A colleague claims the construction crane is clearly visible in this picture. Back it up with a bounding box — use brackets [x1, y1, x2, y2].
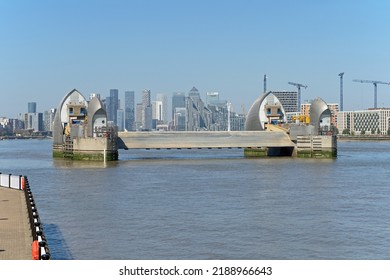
[352, 79, 390, 108]
[339, 72, 344, 111]
[288, 81, 307, 112]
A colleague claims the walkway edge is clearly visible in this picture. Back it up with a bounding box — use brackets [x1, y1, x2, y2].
[22, 176, 51, 260]
[0, 173, 50, 260]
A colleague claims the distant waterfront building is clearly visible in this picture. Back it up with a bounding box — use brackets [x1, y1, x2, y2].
[338, 108, 390, 135]
[43, 108, 56, 132]
[124, 91, 135, 131]
[206, 91, 240, 131]
[186, 87, 211, 131]
[142, 89, 152, 130]
[156, 93, 168, 123]
[0, 117, 11, 134]
[208, 104, 227, 131]
[230, 113, 246, 131]
[89, 93, 101, 101]
[327, 103, 339, 128]
[25, 112, 43, 132]
[104, 97, 110, 121]
[188, 86, 201, 101]
[28, 102, 37, 114]
[206, 92, 219, 106]
[152, 100, 163, 121]
[142, 89, 151, 107]
[117, 109, 124, 131]
[172, 92, 186, 121]
[301, 102, 311, 117]
[144, 106, 152, 131]
[271, 91, 298, 113]
[0, 117, 25, 134]
[135, 103, 143, 130]
[17, 113, 25, 124]
[107, 89, 119, 124]
[174, 107, 187, 131]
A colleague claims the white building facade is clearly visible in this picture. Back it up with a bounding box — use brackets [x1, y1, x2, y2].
[338, 109, 390, 135]
[156, 93, 168, 123]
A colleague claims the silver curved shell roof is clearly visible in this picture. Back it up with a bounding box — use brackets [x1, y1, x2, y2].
[244, 92, 286, 131]
[87, 96, 106, 137]
[53, 89, 87, 145]
[309, 97, 331, 132]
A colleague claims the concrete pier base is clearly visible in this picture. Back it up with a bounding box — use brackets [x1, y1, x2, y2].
[296, 135, 337, 158]
[52, 137, 118, 161]
[244, 147, 268, 157]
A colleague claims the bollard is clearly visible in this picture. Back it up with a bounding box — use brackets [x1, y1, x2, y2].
[21, 176, 25, 190]
[32, 240, 40, 260]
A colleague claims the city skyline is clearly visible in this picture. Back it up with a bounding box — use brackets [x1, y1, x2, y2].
[1, 1, 390, 117]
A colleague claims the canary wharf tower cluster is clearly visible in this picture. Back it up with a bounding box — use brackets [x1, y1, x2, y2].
[103, 86, 246, 132]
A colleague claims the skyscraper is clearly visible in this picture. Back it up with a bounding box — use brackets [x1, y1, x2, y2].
[124, 91, 135, 131]
[107, 89, 119, 124]
[152, 101, 163, 121]
[156, 93, 168, 123]
[188, 86, 200, 101]
[43, 108, 56, 132]
[206, 92, 219, 106]
[172, 92, 186, 120]
[28, 102, 37, 113]
[26, 112, 43, 131]
[117, 109, 124, 131]
[142, 89, 152, 130]
[144, 106, 152, 131]
[186, 87, 211, 131]
[135, 103, 143, 130]
[174, 107, 187, 131]
[142, 89, 151, 108]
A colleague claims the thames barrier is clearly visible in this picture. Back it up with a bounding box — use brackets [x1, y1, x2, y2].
[52, 89, 337, 160]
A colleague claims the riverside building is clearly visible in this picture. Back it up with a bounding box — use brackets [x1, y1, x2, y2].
[172, 92, 186, 121]
[338, 108, 390, 135]
[272, 91, 298, 113]
[124, 91, 135, 131]
[107, 89, 119, 124]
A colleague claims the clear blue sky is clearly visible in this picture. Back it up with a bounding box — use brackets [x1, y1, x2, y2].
[1, 0, 389, 117]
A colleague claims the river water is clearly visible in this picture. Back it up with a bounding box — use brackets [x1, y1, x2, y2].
[0, 139, 390, 260]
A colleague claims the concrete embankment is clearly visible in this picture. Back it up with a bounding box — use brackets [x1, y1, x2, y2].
[338, 135, 390, 141]
[0, 173, 50, 260]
